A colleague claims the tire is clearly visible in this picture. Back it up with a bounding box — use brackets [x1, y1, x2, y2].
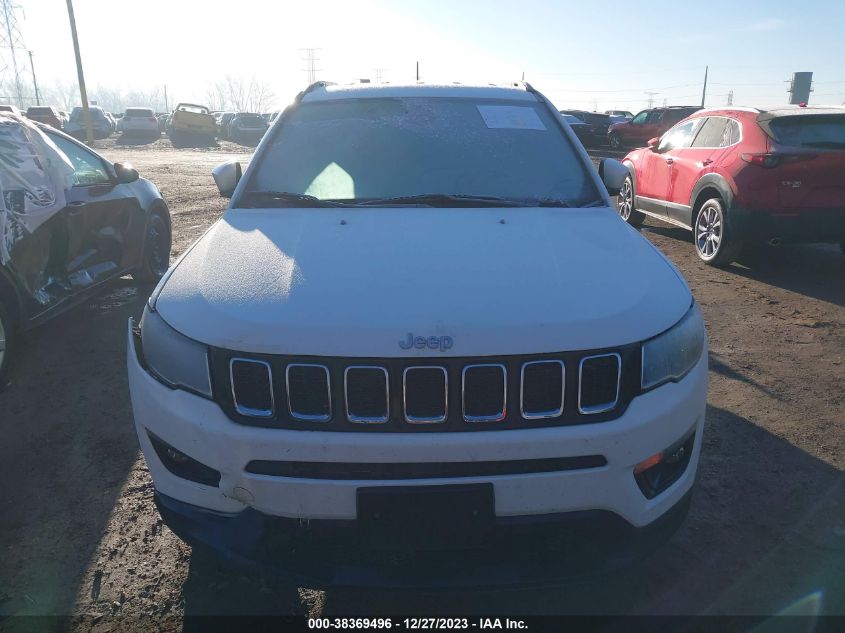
[609, 132, 622, 151]
[133, 208, 172, 283]
[693, 197, 742, 266]
[616, 175, 646, 227]
[0, 300, 14, 390]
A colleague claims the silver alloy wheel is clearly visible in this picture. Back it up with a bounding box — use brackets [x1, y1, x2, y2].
[696, 204, 722, 260]
[609, 134, 620, 150]
[618, 178, 633, 220]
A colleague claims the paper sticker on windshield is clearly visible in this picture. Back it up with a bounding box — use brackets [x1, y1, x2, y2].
[477, 105, 546, 131]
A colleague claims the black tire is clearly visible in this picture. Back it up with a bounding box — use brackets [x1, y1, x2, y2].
[609, 132, 622, 151]
[133, 208, 172, 283]
[0, 300, 15, 390]
[616, 175, 646, 227]
[693, 197, 742, 266]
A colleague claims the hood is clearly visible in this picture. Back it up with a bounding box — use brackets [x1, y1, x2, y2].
[156, 206, 691, 357]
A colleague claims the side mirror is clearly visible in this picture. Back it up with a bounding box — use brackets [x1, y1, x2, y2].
[212, 160, 242, 198]
[114, 162, 139, 184]
[598, 158, 627, 196]
[647, 137, 660, 151]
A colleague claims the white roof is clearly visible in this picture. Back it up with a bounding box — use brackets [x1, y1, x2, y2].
[301, 82, 536, 103]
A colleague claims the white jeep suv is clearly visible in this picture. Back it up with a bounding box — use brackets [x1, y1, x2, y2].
[128, 82, 707, 587]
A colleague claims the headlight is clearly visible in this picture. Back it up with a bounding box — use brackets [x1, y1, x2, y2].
[140, 307, 212, 398]
[641, 303, 706, 391]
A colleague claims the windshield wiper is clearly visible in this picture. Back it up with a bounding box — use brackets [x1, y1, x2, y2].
[535, 198, 605, 208]
[352, 194, 524, 207]
[239, 191, 349, 207]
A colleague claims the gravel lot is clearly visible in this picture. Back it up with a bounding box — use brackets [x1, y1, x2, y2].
[0, 136, 843, 631]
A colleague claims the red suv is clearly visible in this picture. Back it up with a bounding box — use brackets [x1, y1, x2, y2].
[616, 106, 845, 265]
[608, 106, 701, 151]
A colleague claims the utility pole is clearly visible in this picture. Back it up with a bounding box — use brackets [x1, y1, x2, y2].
[300, 48, 321, 85]
[65, 0, 93, 145]
[416, 61, 419, 81]
[700, 65, 708, 107]
[644, 91, 658, 109]
[163, 84, 168, 112]
[27, 49, 38, 105]
[0, 0, 26, 108]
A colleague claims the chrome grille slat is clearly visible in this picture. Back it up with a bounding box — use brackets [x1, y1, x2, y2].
[229, 358, 274, 418]
[520, 360, 565, 419]
[462, 364, 507, 422]
[403, 366, 448, 424]
[344, 366, 389, 424]
[578, 353, 621, 415]
[286, 363, 332, 421]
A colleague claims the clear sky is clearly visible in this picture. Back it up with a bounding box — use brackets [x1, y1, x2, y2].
[15, 0, 845, 113]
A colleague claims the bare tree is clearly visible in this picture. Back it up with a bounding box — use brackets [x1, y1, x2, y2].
[206, 75, 275, 113]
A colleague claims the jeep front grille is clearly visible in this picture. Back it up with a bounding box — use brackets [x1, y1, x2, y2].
[211, 345, 639, 432]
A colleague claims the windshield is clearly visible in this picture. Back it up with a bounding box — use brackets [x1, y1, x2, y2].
[177, 104, 208, 114]
[69, 107, 106, 120]
[125, 108, 154, 117]
[245, 97, 599, 206]
[234, 114, 264, 127]
[769, 115, 845, 147]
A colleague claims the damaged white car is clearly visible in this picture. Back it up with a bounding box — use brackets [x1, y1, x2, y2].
[0, 114, 171, 385]
[128, 82, 707, 588]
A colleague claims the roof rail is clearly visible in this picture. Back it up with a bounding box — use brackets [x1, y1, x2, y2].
[295, 81, 336, 102]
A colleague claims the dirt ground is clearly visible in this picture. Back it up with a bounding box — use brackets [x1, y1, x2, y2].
[0, 136, 842, 632]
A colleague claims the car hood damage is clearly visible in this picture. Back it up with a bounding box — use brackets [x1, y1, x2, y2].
[155, 206, 692, 357]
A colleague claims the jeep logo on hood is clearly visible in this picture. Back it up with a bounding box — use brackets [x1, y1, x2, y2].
[399, 333, 454, 352]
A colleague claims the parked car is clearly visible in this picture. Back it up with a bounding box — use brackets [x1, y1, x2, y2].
[0, 104, 21, 115]
[559, 113, 592, 146]
[25, 106, 63, 129]
[120, 107, 160, 138]
[128, 82, 707, 587]
[560, 110, 613, 147]
[616, 105, 845, 265]
[216, 111, 235, 140]
[64, 106, 113, 140]
[227, 112, 267, 145]
[105, 112, 117, 135]
[608, 106, 701, 151]
[167, 103, 216, 145]
[605, 110, 633, 119]
[0, 120, 172, 385]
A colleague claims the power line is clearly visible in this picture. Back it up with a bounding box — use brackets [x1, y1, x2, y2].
[0, 0, 27, 108]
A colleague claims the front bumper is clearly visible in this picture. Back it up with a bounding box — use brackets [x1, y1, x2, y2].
[732, 206, 845, 243]
[156, 488, 692, 589]
[127, 322, 707, 586]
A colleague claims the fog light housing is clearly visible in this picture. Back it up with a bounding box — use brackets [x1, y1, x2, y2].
[634, 430, 695, 499]
[147, 431, 221, 487]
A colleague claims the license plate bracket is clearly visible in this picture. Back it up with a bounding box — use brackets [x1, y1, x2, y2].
[357, 483, 495, 549]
